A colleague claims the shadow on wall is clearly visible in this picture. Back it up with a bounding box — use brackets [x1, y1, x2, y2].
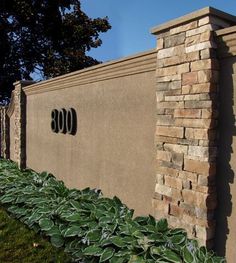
[214, 56, 236, 256]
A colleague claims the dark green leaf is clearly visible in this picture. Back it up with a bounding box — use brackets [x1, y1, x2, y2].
[83, 245, 103, 256]
[39, 218, 54, 231]
[99, 248, 115, 262]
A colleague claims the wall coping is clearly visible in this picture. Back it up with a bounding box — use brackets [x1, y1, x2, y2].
[151, 6, 236, 35]
[23, 49, 157, 95]
[215, 25, 236, 36]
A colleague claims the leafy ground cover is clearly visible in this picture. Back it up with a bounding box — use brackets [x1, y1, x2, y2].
[0, 159, 226, 262]
[0, 206, 72, 263]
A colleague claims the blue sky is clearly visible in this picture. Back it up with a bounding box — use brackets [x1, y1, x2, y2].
[80, 0, 236, 62]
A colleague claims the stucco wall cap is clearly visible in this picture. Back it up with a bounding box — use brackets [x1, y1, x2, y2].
[151, 6, 236, 35]
[215, 25, 236, 36]
[13, 80, 36, 87]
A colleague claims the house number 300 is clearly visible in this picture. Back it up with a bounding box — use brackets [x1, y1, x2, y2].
[51, 108, 77, 135]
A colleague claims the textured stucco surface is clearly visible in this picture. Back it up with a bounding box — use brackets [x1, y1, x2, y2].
[26, 71, 156, 216]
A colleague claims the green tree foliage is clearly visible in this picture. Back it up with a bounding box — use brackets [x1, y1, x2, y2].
[0, 0, 111, 98]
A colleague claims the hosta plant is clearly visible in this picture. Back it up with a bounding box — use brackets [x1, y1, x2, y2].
[0, 159, 225, 263]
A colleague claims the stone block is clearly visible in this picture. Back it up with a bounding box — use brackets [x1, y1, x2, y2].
[200, 48, 217, 59]
[184, 158, 216, 176]
[198, 174, 215, 186]
[162, 51, 200, 66]
[152, 198, 169, 214]
[156, 126, 184, 138]
[157, 74, 181, 82]
[156, 115, 173, 126]
[157, 80, 181, 90]
[186, 24, 217, 37]
[209, 16, 231, 27]
[182, 189, 197, 205]
[172, 152, 184, 167]
[156, 150, 172, 162]
[198, 17, 210, 26]
[157, 37, 164, 50]
[191, 59, 218, 71]
[164, 143, 188, 154]
[188, 146, 217, 159]
[171, 188, 183, 201]
[180, 202, 196, 216]
[156, 63, 190, 77]
[175, 118, 214, 129]
[185, 34, 200, 47]
[184, 100, 213, 109]
[156, 173, 165, 184]
[164, 32, 186, 48]
[158, 101, 184, 109]
[169, 204, 184, 217]
[155, 183, 172, 197]
[156, 108, 165, 115]
[170, 21, 198, 35]
[156, 135, 178, 144]
[183, 180, 191, 189]
[178, 138, 199, 146]
[202, 109, 218, 119]
[198, 70, 219, 83]
[156, 164, 179, 177]
[174, 109, 201, 118]
[182, 72, 198, 85]
[179, 170, 198, 183]
[165, 95, 184, 101]
[158, 45, 185, 59]
[200, 31, 212, 42]
[190, 83, 217, 94]
[165, 175, 183, 190]
[156, 91, 165, 102]
[185, 128, 209, 140]
[185, 41, 216, 53]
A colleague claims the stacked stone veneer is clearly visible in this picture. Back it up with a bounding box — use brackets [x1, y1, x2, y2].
[152, 11, 235, 247]
[7, 81, 34, 168]
[0, 106, 9, 158]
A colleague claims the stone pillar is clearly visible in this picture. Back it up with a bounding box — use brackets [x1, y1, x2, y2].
[151, 7, 236, 247]
[0, 106, 9, 159]
[13, 81, 35, 169]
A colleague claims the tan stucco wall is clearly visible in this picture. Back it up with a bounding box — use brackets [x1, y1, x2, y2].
[25, 65, 156, 215]
[215, 56, 236, 263]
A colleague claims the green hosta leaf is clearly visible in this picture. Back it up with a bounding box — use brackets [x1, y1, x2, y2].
[50, 234, 64, 248]
[0, 195, 15, 203]
[150, 246, 162, 256]
[39, 218, 54, 231]
[162, 249, 182, 263]
[170, 234, 186, 245]
[28, 211, 43, 223]
[86, 229, 102, 242]
[65, 213, 80, 222]
[99, 215, 114, 224]
[183, 247, 194, 263]
[156, 219, 168, 232]
[83, 245, 103, 256]
[64, 225, 82, 237]
[46, 225, 61, 236]
[110, 256, 126, 263]
[110, 236, 125, 247]
[128, 255, 146, 263]
[148, 215, 156, 226]
[168, 228, 186, 236]
[99, 248, 115, 262]
[134, 216, 149, 225]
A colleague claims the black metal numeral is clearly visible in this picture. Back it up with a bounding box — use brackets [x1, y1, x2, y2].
[51, 108, 77, 135]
